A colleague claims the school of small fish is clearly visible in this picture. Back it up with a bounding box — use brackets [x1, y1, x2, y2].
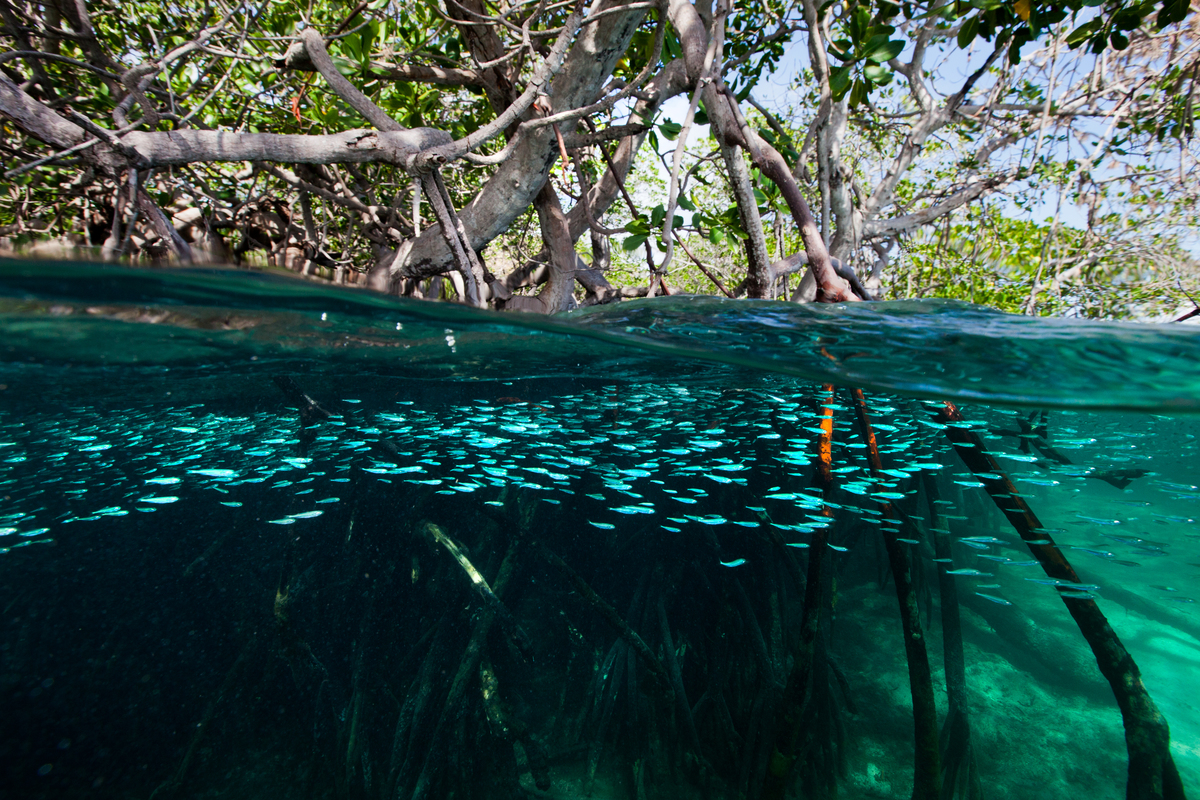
[1, 386, 1197, 607]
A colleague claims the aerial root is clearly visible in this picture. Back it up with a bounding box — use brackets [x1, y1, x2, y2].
[937, 401, 1185, 800]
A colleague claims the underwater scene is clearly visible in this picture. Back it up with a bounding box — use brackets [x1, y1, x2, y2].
[0, 259, 1198, 800]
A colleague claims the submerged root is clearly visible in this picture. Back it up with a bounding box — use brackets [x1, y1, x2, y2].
[132, 379, 1185, 800]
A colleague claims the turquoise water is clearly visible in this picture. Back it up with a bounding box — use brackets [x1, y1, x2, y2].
[0, 259, 1197, 800]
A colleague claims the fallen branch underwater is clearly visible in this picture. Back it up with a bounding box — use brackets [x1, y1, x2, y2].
[420, 520, 535, 660]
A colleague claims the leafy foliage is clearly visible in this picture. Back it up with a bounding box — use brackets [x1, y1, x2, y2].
[889, 205, 1195, 319]
[0, 0, 1197, 318]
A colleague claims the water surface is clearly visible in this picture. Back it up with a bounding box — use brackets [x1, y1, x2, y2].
[0, 260, 1197, 800]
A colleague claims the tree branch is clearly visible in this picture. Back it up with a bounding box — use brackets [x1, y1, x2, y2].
[299, 28, 405, 132]
[276, 48, 487, 88]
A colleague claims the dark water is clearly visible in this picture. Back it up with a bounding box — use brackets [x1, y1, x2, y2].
[0, 259, 1197, 800]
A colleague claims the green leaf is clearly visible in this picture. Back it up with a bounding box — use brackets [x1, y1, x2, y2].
[866, 38, 904, 63]
[850, 6, 871, 41]
[622, 234, 648, 251]
[625, 218, 650, 235]
[693, 105, 709, 126]
[718, 207, 748, 239]
[1159, 0, 1190, 28]
[829, 64, 852, 100]
[678, 194, 696, 212]
[368, 0, 388, 9]
[863, 34, 904, 63]
[1109, 31, 1130, 50]
[864, 62, 891, 84]
[362, 21, 378, 60]
[331, 55, 356, 77]
[1112, 7, 1143, 31]
[957, 16, 979, 49]
[708, 228, 725, 245]
[658, 121, 683, 141]
[1013, 35, 1029, 62]
[1065, 18, 1101, 48]
[876, 1, 900, 21]
[828, 38, 853, 61]
[651, 204, 666, 227]
[664, 27, 682, 59]
[849, 78, 869, 108]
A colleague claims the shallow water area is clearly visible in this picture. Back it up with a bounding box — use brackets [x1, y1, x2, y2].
[1, 260, 1198, 800]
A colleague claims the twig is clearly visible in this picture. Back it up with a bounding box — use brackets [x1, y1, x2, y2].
[673, 232, 733, 297]
[660, 9, 721, 277]
[1173, 278, 1200, 322]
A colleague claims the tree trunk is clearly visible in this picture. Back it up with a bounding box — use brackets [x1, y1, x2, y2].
[503, 184, 577, 313]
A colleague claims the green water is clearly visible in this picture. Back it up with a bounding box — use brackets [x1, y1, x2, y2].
[0, 259, 1197, 800]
